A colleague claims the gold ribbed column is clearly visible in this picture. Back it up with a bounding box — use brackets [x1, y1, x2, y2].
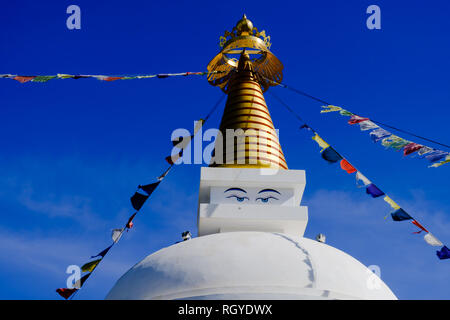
[210, 52, 288, 170]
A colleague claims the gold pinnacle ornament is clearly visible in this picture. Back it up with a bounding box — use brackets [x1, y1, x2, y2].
[208, 15, 287, 170]
[207, 14, 283, 93]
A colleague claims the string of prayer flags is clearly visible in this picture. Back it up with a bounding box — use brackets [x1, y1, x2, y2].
[319, 105, 450, 167]
[305, 122, 448, 259]
[1, 71, 223, 84]
[436, 246, 450, 260]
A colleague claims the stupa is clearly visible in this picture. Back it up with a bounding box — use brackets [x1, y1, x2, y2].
[106, 15, 397, 300]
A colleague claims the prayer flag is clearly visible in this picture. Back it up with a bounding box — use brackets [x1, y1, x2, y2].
[139, 181, 160, 196]
[430, 155, 450, 168]
[321, 146, 343, 163]
[366, 184, 385, 198]
[56, 288, 78, 300]
[369, 128, 391, 143]
[418, 146, 433, 156]
[411, 220, 428, 234]
[14, 76, 36, 83]
[358, 120, 378, 131]
[436, 246, 450, 260]
[101, 76, 123, 81]
[157, 74, 169, 78]
[300, 124, 312, 131]
[381, 135, 410, 150]
[91, 245, 113, 259]
[158, 166, 172, 180]
[424, 233, 443, 247]
[126, 212, 137, 229]
[81, 259, 101, 273]
[403, 142, 423, 156]
[425, 150, 448, 163]
[112, 228, 124, 243]
[356, 171, 371, 187]
[348, 115, 369, 125]
[339, 110, 353, 116]
[391, 208, 413, 221]
[57, 74, 74, 79]
[32, 76, 56, 82]
[340, 159, 357, 174]
[383, 196, 401, 210]
[130, 192, 149, 211]
[320, 105, 342, 113]
[312, 134, 330, 152]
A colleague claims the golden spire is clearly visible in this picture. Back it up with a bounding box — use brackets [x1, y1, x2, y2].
[207, 16, 287, 170]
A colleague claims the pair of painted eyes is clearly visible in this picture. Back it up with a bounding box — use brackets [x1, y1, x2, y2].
[226, 195, 278, 203]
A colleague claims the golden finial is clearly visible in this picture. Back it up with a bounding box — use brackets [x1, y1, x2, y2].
[207, 15, 283, 93]
[208, 29, 288, 170]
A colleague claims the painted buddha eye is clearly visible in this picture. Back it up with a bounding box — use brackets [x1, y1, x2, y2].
[256, 196, 278, 203]
[226, 195, 249, 202]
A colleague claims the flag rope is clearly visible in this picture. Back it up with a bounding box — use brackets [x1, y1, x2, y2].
[269, 90, 448, 260]
[56, 94, 226, 299]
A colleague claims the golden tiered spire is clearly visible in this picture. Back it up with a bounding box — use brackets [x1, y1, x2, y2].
[207, 15, 287, 170]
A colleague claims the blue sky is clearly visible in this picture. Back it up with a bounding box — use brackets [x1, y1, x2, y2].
[0, 0, 449, 299]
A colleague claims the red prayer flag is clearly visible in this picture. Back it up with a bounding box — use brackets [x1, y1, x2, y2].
[102, 76, 122, 81]
[14, 76, 36, 83]
[126, 212, 137, 229]
[403, 142, 423, 156]
[340, 159, 357, 174]
[412, 220, 429, 234]
[348, 115, 369, 125]
[56, 288, 78, 299]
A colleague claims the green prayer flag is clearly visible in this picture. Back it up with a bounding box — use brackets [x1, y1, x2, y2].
[32, 76, 56, 82]
[81, 258, 101, 272]
[339, 110, 353, 116]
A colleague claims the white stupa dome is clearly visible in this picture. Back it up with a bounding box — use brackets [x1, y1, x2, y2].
[106, 232, 396, 300]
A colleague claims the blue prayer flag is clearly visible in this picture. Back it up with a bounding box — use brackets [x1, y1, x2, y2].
[391, 208, 413, 221]
[321, 147, 343, 163]
[436, 246, 450, 260]
[366, 184, 385, 198]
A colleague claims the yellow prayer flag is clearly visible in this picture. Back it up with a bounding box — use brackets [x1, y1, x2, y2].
[429, 155, 450, 168]
[312, 134, 330, 152]
[383, 196, 400, 210]
[81, 259, 101, 273]
[57, 74, 74, 79]
[320, 105, 343, 113]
